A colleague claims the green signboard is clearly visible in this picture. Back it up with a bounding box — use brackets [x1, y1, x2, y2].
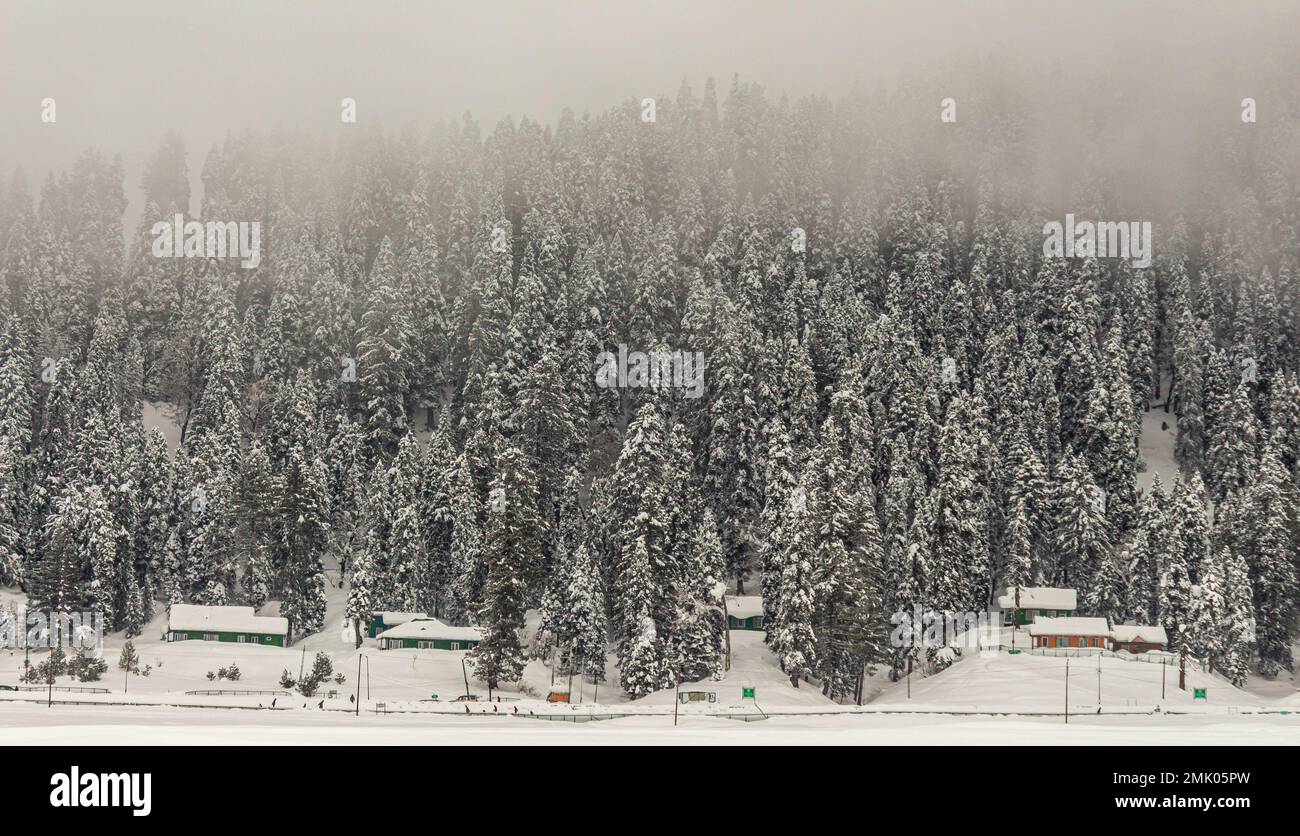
[742, 687, 755, 699]
[1193, 688, 1207, 700]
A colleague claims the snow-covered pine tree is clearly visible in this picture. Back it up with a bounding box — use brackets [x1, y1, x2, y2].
[807, 380, 887, 701]
[1246, 439, 1298, 677]
[1002, 494, 1034, 590]
[345, 535, 377, 648]
[704, 304, 763, 592]
[773, 473, 817, 688]
[1172, 308, 1209, 474]
[386, 434, 429, 611]
[1185, 546, 1228, 674]
[758, 414, 799, 638]
[356, 238, 415, 460]
[469, 446, 538, 692]
[932, 390, 990, 613]
[276, 437, 330, 642]
[1085, 546, 1128, 624]
[678, 506, 725, 682]
[446, 453, 484, 625]
[610, 399, 670, 696]
[1218, 543, 1256, 687]
[1158, 480, 1204, 654]
[32, 484, 121, 620]
[1050, 451, 1112, 594]
[1125, 475, 1168, 625]
[419, 408, 457, 616]
[1206, 381, 1261, 502]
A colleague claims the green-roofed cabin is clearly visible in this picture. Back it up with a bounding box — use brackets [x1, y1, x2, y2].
[367, 611, 429, 638]
[166, 604, 288, 647]
[994, 587, 1078, 626]
[376, 618, 482, 651]
[725, 596, 765, 631]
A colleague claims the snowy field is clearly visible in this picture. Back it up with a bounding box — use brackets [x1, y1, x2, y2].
[4, 621, 1296, 745]
[1, 702, 1297, 745]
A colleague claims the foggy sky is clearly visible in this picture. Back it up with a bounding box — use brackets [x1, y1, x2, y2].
[2, 0, 1297, 218]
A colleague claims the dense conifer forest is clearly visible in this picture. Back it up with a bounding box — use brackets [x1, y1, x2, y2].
[1, 67, 1297, 700]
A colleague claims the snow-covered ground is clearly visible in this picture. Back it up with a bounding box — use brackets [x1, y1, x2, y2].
[871, 627, 1293, 712]
[1, 702, 1297, 745]
[1137, 403, 1179, 495]
[5, 600, 1298, 743]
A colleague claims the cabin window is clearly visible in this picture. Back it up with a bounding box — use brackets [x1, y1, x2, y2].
[450, 642, 460, 650]
[205, 633, 219, 641]
[251, 636, 260, 644]
[418, 641, 433, 649]
[1055, 637, 1067, 648]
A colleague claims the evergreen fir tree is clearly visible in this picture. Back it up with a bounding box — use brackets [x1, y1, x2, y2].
[468, 446, 538, 692]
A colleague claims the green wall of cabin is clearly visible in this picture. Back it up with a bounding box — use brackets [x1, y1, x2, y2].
[168, 630, 285, 647]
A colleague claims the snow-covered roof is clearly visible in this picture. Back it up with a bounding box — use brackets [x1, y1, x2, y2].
[1028, 617, 1110, 637]
[377, 618, 482, 642]
[373, 611, 428, 625]
[726, 596, 763, 619]
[995, 587, 1077, 611]
[1111, 624, 1168, 645]
[168, 604, 288, 636]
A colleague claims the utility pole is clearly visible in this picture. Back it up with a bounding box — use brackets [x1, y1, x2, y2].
[1064, 658, 1069, 724]
[365, 655, 371, 700]
[1013, 584, 1022, 650]
[566, 643, 575, 705]
[1097, 652, 1102, 707]
[298, 645, 307, 681]
[460, 657, 471, 699]
[722, 597, 732, 672]
[1162, 658, 1166, 700]
[1179, 646, 1187, 691]
[906, 657, 912, 700]
[355, 654, 362, 716]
